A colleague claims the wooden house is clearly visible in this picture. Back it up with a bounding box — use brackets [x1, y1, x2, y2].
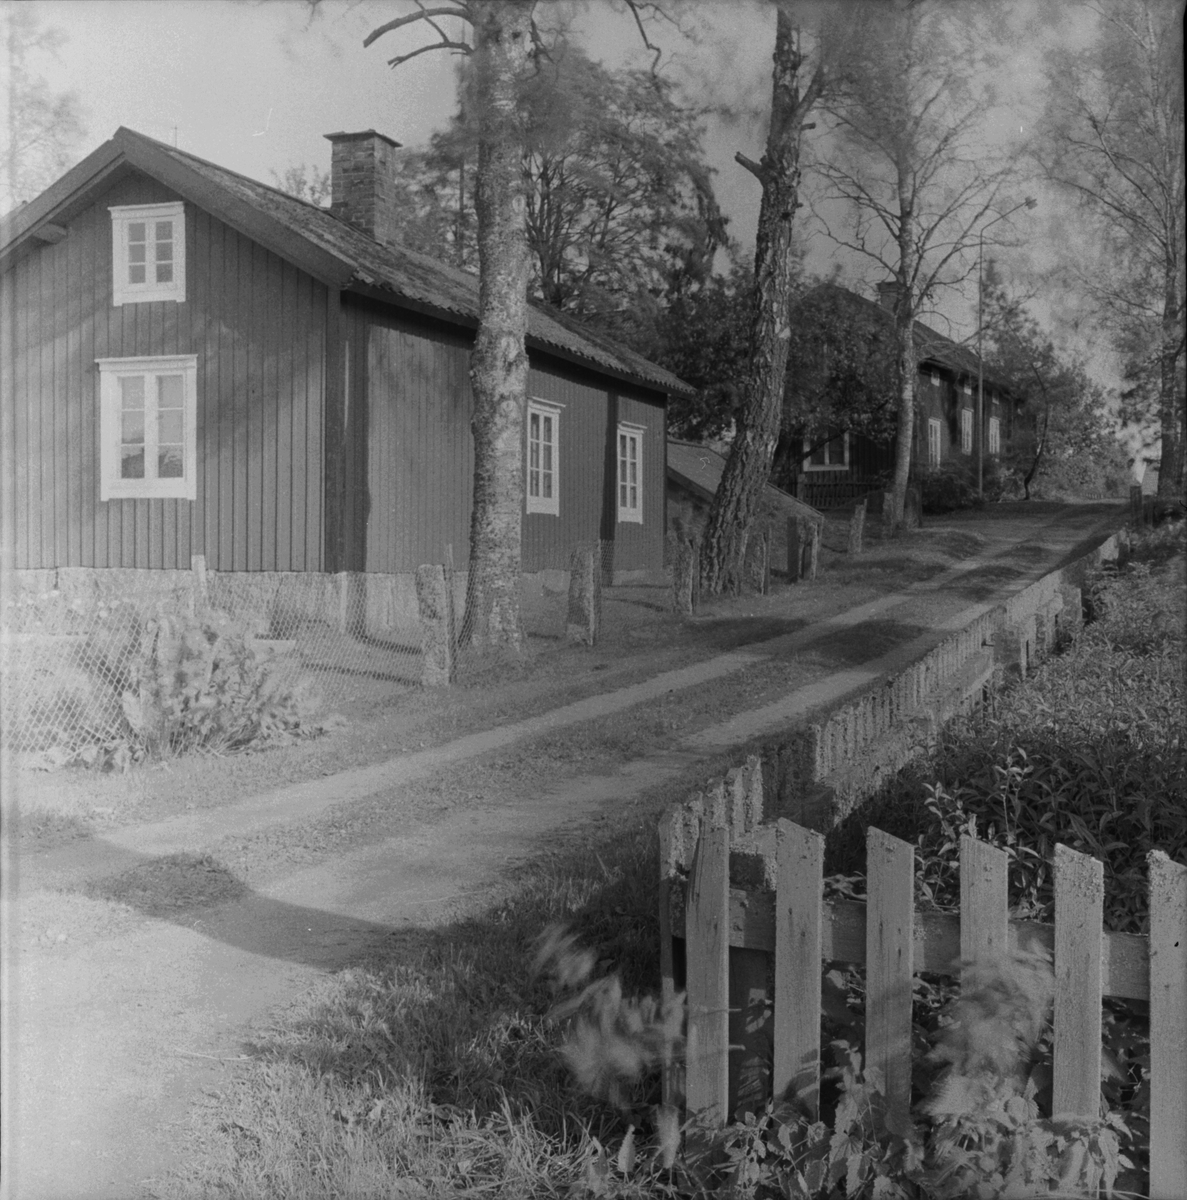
[790, 283, 1018, 511]
[0, 127, 689, 630]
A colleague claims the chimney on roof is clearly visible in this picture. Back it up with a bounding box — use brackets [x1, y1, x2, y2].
[876, 280, 899, 312]
[324, 130, 403, 247]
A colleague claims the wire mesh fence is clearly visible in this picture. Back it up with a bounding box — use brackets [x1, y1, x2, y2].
[0, 542, 680, 763]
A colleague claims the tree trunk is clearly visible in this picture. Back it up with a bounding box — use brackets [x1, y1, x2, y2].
[886, 199, 918, 529]
[699, 11, 819, 595]
[1156, 267, 1185, 503]
[462, 0, 535, 649]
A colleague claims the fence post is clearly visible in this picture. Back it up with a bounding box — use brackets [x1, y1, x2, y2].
[806, 520, 820, 581]
[959, 836, 1009, 969]
[865, 828, 915, 1129]
[1129, 483, 1143, 527]
[788, 518, 803, 582]
[1148, 850, 1187, 1199]
[565, 545, 601, 645]
[190, 554, 208, 616]
[657, 808, 681, 1110]
[415, 564, 454, 686]
[685, 821, 730, 1130]
[673, 535, 700, 615]
[773, 819, 824, 1117]
[847, 500, 867, 555]
[1053, 844, 1104, 1118]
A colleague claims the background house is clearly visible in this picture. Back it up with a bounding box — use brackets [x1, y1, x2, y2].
[786, 282, 1017, 511]
[0, 127, 690, 636]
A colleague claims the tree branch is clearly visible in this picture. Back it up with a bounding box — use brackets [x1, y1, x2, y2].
[385, 37, 472, 68]
[363, 4, 471, 49]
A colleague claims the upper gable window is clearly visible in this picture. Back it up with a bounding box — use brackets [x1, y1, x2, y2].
[109, 203, 186, 304]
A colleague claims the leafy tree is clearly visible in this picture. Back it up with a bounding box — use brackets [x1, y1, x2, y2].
[981, 275, 1130, 500]
[1, 5, 86, 212]
[809, 0, 1029, 529]
[378, 45, 726, 335]
[1038, 0, 1185, 505]
[270, 163, 331, 207]
[697, 5, 831, 595]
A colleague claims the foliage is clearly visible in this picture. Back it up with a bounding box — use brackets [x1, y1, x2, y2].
[381, 43, 726, 333]
[269, 163, 331, 207]
[920, 461, 983, 514]
[0, 5, 86, 211]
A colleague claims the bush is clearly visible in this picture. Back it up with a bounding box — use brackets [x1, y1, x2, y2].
[919, 458, 1009, 514]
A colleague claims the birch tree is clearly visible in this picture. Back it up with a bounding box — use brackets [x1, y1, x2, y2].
[809, 0, 1026, 529]
[367, 1, 538, 650]
[1039, 0, 1185, 505]
[697, 4, 829, 594]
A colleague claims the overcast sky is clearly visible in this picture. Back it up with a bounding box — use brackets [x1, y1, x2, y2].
[16, 1, 1115, 358]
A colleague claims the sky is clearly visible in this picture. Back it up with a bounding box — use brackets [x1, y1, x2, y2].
[7, 0, 1141, 413]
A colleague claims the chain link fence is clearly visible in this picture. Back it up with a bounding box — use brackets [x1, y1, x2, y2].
[0, 542, 680, 762]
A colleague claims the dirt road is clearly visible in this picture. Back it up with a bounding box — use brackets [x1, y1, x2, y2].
[0, 502, 1125, 1199]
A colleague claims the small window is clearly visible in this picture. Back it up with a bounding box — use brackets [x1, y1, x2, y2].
[802, 430, 849, 472]
[930, 371, 941, 388]
[526, 400, 561, 515]
[927, 418, 942, 467]
[98, 356, 198, 499]
[617, 424, 644, 523]
[110, 202, 186, 305]
[960, 380, 973, 395]
[961, 408, 973, 454]
[988, 416, 1001, 456]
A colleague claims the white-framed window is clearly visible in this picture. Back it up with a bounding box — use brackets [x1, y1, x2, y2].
[109, 202, 186, 305]
[927, 417, 942, 467]
[961, 407, 973, 454]
[98, 356, 198, 500]
[960, 379, 973, 396]
[526, 399, 561, 515]
[929, 371, 941, 388]
[988, 416, 1001, 456]
[617, 423, 644, 523]
[802, 430, 849, 472]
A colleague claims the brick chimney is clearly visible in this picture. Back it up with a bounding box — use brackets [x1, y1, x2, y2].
[875, 280, 899, 312]
[324, 130, 403, 247]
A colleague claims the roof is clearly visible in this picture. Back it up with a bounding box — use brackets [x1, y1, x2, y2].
[807, 283, 1012, 395]
[667, 439, 823, 525]
[0, 127, 692, 398]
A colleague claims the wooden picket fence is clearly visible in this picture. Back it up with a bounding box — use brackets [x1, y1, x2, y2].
[658, 759, 1187, 1198]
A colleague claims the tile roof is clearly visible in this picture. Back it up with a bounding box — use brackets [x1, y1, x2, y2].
[2, 128, 692, 397]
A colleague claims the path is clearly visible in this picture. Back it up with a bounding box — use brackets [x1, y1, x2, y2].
[1, 502, 1124, 1199]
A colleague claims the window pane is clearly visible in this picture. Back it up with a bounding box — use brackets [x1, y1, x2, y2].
[121, 409, 145, 442]
[809, 443, 826, 466]
[128, 222, 146, 243]
[156, 263, 174, 283]
[542, 444, 551, 472]
[542, 474, 552, 499]
[158, 446, 184, 478]
[158, 408, 184, 444]
[120, 376, 145, 408]
[129, 264, 146, 283]
[120, 447, 145, 479]
[542, 415, 552, 443]
[157, 375, 183, 407]
[128, 242, 147, 263]
[155, 220, 173, 243]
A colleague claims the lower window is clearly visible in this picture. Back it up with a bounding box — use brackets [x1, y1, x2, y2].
[617, 424, 644, 523]
[961, 407, 973, 454]
[526, 399, 561, 515]
[988, 416, 1001, 456]
[97, 356, 198, 500]
[802, 430, 849, 471]
[927, 418, 942, 467]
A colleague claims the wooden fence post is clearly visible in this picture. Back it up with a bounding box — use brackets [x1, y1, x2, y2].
[685, 822, 730, 1129]
[1149, 850, 1187, 1199]
[806, 520, 820, 581]
[959, 836, 1009, 968]
[658, 807, 681, 1110]
[865, 828, 915, 1128]
[773, 819, 824, 1117]
[415, 564, 454, 686]
[847, 500, 867, 555]
[788, 518, 803, 582]
[1129, 483, 1143, 527]
[565, 545, 601, 645]
[673, 535, 700, 615]
[1053, 844, 1104, 1117]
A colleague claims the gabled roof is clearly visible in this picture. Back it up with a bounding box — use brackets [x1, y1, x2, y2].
[805, 283, 1011, 395]
[0, 127, 692, 397]
[667, 439, 823, 526]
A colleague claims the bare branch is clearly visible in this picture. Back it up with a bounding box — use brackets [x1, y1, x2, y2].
[386, 38, 471, 68]
[622, 0, 667, 76]
[734, 152, 764, 182]
[363, 4, 471, 49]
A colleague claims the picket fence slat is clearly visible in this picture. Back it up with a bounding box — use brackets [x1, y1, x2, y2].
[685, 822, 730, 1124]
[773, 819, 824, 1117]
[1149, 850, 1187, 1199]
[1053, 844, 1104, 1117]
[657, 807, 679, 1109]
[865, 828, 915, 1128]
[959, 835, 1009, 970]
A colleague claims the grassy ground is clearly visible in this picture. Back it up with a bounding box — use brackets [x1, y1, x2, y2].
[156, 514, 1178, 1200]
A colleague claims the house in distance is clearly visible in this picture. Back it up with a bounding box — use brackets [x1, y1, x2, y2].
[0, 127, 690, 635]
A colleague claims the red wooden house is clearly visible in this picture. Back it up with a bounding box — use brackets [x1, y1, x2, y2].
[791, 283, 1018, 511]
[0, 127, 688, 629]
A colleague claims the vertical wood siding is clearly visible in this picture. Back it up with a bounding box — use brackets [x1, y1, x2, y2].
[611, 391, 666, 573]
[0, 171, 326, 572]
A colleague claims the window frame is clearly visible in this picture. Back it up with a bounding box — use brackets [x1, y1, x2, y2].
[960, 407, 973, 454]
[109, 202, 186, 305]
[927, 417, 943, 468]
[929, 370, 941, 388]
[525, 399, 562, 516]
[988, 416, 1001, 456]
[97, 355, 198, 500]
[616, 422, 645, 524]
[801, 430, 849, 472]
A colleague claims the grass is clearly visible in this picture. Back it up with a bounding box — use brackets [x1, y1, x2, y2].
[156, 512, 1175, 1199]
